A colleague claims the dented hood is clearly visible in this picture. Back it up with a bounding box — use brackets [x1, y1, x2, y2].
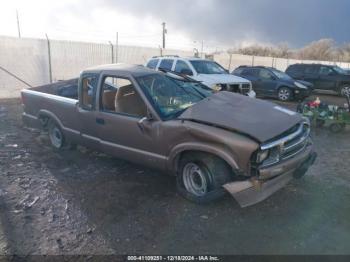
[178, 92, 302, 143]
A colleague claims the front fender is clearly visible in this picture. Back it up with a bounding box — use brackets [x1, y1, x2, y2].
[168, 142, 240, 175]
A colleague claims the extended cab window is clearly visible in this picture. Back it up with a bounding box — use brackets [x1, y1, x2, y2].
[159, 59, 174, 71]
[100, 76, 147, 118]
[174, 60, 193, 75]
[146, 59, 159, 69]
[81, 75, 98, 110]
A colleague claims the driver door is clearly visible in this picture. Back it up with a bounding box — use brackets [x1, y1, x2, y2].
[316, 66, 337, 90]
[255, 69, 277, 96]
[96, 74, 166, 169]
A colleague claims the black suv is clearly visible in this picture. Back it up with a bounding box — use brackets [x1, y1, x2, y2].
[286, 64, 350, 96]
[232, 66, 313, 101]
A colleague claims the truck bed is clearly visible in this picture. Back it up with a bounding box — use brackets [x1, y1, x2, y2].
[30, 78, 79, 99]
[21, 79, 81, 139]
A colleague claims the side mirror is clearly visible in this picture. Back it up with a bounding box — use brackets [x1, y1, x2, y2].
[180, 69, 193, 76]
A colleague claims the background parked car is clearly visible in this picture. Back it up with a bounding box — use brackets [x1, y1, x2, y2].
[286, 64, 350, 96]
[232, 66, 313, 101]
[145, 56, 256, 97]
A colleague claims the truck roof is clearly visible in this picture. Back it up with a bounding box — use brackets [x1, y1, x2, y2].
[83, 63, 160, 77]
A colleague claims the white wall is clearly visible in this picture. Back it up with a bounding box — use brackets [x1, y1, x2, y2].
[1, 35, 349, 98]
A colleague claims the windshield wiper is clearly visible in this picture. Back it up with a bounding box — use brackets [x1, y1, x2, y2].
[158, 68, 200, 83]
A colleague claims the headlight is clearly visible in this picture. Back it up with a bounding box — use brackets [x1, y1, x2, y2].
[256, 150, 269, 163]
[212, 84, 222, 92]
[294, 81, 307, 89]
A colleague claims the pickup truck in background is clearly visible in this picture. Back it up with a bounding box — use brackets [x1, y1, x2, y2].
[21, 64, 316, 207]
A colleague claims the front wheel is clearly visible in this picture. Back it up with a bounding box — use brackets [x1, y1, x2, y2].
[278, 87, 292, 101]
[176, 152, 233, 204]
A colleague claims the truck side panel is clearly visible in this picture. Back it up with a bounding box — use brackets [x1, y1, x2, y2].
[21, 90, 81, 143]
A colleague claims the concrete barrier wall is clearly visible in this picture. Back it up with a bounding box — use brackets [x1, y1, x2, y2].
[1, 35, 350, 98]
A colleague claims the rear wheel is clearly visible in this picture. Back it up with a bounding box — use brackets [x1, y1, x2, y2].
[278, 87, 292, 101]
[47, 119, 75, 150]
[176, 152, 233, 204]
[48, 120, 65, 149]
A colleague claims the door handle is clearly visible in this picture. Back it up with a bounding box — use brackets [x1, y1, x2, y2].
[96, 118, 105, 125]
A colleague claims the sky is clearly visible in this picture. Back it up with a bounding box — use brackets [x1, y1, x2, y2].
[0, 0, 349, 51]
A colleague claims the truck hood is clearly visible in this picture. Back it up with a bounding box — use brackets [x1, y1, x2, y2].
[178, 92, 302, 143]
[196, 73, 250, 86]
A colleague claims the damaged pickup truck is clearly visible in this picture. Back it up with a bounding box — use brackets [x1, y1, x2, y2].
[21, 64, 317, 207]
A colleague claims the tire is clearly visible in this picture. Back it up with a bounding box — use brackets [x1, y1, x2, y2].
[47, 119, 74, 150]
[176, 152, 233, 204]
[278, 87, 292, 101]
[340, 85, 350, 97]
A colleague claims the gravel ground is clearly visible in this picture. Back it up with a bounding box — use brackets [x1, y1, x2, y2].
[0, 94, 350, 255]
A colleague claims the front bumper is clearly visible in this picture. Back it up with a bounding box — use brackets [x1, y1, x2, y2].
[247, 90, 256, 98]
[223, 145, 317, 207]
[294, 89, 311, 100]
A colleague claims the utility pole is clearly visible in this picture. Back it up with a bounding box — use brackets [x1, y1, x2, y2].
[162, 22, 167, 49]
[16, 9, 21, 38]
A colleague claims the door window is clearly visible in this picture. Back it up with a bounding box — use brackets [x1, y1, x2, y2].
[174, 60, 193, 75]
[242, 68, 258, 76]
[100, 76, 147, 118]
[304, 66, 318, 74]
[319, 66, 333, 75]
[258, 69, 274, 80]
[159, 59, 174, 71]
[81, 75, 98, 110]
[146, 59, 159, 69]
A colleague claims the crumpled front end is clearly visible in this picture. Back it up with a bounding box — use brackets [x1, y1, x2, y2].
[223, 119, 317, 207]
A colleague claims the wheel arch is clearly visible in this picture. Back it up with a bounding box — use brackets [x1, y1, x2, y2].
[168, 143, 240, 175]
[38, 110, 64, 130]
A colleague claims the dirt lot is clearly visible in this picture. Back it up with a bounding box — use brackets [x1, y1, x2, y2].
[0, 94, 350, 255]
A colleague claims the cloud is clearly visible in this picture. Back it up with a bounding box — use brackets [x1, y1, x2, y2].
[1, 0, 349, 49]
[98, 0, 350, 47]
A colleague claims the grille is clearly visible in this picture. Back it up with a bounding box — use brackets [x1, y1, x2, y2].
[240, 84, 251, 95]
[228, 84, 240, 92]
[281, 123, 310, 160]
[259, 120, 311, 167]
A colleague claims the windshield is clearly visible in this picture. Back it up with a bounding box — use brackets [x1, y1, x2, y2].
[332, 66, 347, 74]
[270, 68, 293, 80]
[190, 60, 227, 74]
[136, 74, 210, 119]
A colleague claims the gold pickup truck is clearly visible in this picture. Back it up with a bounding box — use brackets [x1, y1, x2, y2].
[21, 64, 316, 207]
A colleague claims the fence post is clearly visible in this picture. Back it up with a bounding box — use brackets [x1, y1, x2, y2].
[108, 41, 114, 64]
[228, 53, 232, 71]
[45, 34, 52, 83]
[252, 56, 255, 66]
[115, 32, 119, 63]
